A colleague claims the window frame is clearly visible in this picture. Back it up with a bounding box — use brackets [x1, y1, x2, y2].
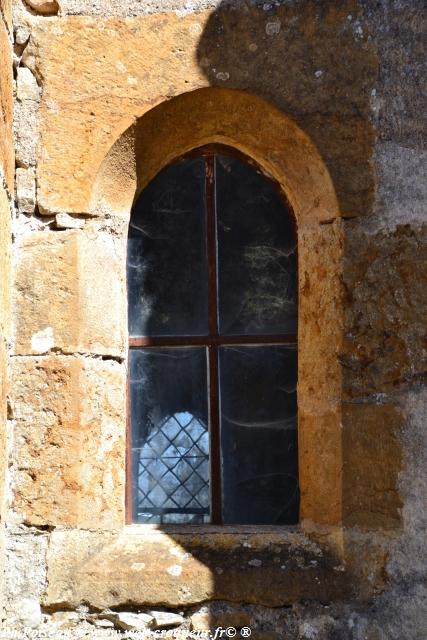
[126, 143, 298, 526]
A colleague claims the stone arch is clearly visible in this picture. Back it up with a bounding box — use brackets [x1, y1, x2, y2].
[90, 87, 340, 226]
[92, 87, 344, 529]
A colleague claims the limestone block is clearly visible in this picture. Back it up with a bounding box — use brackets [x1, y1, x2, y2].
[51, 611, 80, 629]
[5, 526, 48, 624]
[191, 607, 252, 631]
[55, 212, 85, 229]
[16, 167, 36, 213]
[14, 99, 38, 168]
[11, 356, 125, 528]
[91, 618, 115, 629]
[298, 409, 343, 527]
[0, 187, 11, 528]
[0, 19, 13, 190]
[106, 612, 154, 631]
[0, 338, 8, 527]
[16, 67, 40, 102]
[374, 143, 427, 226]
[15, 26, 31, 46]
[342, 223, 427, 398]
[44, 528, 351, 609]
[296, 220, 345, 527]
[387, 388, 427, 584]
[23, 13, 210, 215]
[25, 0, 59, 15]
[56, 0, 218, 15]
[0, 0, 12, 32]
[342, 402, 403, 529]
[190, 611, 211, 631]
[151, 612, 184, 629]
[298, 220, 344, 412]
[15, 598, 42, 629]
[0, 185, 11, 342]
[14, 228, 126, 357]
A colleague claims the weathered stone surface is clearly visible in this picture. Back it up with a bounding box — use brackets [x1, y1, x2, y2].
[387, 388, 427, 585]
[298, 220, 344, 410]
[23, 13, 209, 214]
[342, 223, 427, 399]
[151, 611, 184, 629]
[298, 410, 342, 527]
[103, 611, 154, 631]
[0, 0, 12, 32]
[3, 1, 426, 636]
[24, 2, 376, 217]
[51, 611, 80, 629]
[16, 167, 36, 214]
[25, 0, 59, 15]
[0, 184, 11, 352]
[297, 221, 344, 526]
[15, 25, 30, 46]
[44, 528, 354, 609]
[57, 0, 221, 15]
[14, 598, 42, 628]
[14, 228, 126, 357]
[373, 143, 427, 228]
[92, 87, 339, 225]
[191, 606, 252, 631]
[5, 526, 48, 628]
[55, 212, 85, 229]
[14, 98, 38, 168]
[11, 356, 125, 528]
[196, 1, 377, 218]
[365, 1, 426, 152]
[91, 618, 115, 628]
[342, 402, 403, 529]
[16, 67, 40, 102]
[190, 611, 211, 631]
[0, 19, 13, 190]
[0, 2, 12, 614]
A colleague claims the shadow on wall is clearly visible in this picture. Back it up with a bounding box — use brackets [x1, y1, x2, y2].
[196, 0, 377, 218]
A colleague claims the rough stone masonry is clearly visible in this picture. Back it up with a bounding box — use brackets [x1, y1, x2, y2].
[0, 0, 426, 638]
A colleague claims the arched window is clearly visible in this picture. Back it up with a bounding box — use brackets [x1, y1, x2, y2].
[127, 146, 298, 525]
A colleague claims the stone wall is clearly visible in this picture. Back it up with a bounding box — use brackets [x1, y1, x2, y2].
[0, 0, 13, 620]
[2, 0, 426, 638]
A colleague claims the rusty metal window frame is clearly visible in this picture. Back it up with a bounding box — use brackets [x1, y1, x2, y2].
[126, 144, 298, 525]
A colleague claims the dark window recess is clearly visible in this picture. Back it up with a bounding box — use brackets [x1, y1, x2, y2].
[127, 146, 298, 525]
[128, 157, 208, 337]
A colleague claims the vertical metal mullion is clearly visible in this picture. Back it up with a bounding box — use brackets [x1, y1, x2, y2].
[125, 352, 133, 524]
[206, 153, 222, 524]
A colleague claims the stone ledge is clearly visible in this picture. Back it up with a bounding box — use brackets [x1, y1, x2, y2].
[43, 526, 389, 609]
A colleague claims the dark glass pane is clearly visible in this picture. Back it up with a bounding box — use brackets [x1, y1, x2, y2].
[216, 154, 297, 335]
[219, 345, 298, 524]
[127, 157, 208, 337]
[130, 347, 209, 524]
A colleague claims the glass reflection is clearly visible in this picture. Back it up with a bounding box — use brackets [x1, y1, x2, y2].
[128, 157, 208, 337]
[219, 345, 299, 524]
[130, 347, 210, 524]
[216, 154, 297, 335]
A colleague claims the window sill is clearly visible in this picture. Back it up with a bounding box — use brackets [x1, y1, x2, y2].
[124, 523, 302, 535]
[43, 523, 358, 610]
